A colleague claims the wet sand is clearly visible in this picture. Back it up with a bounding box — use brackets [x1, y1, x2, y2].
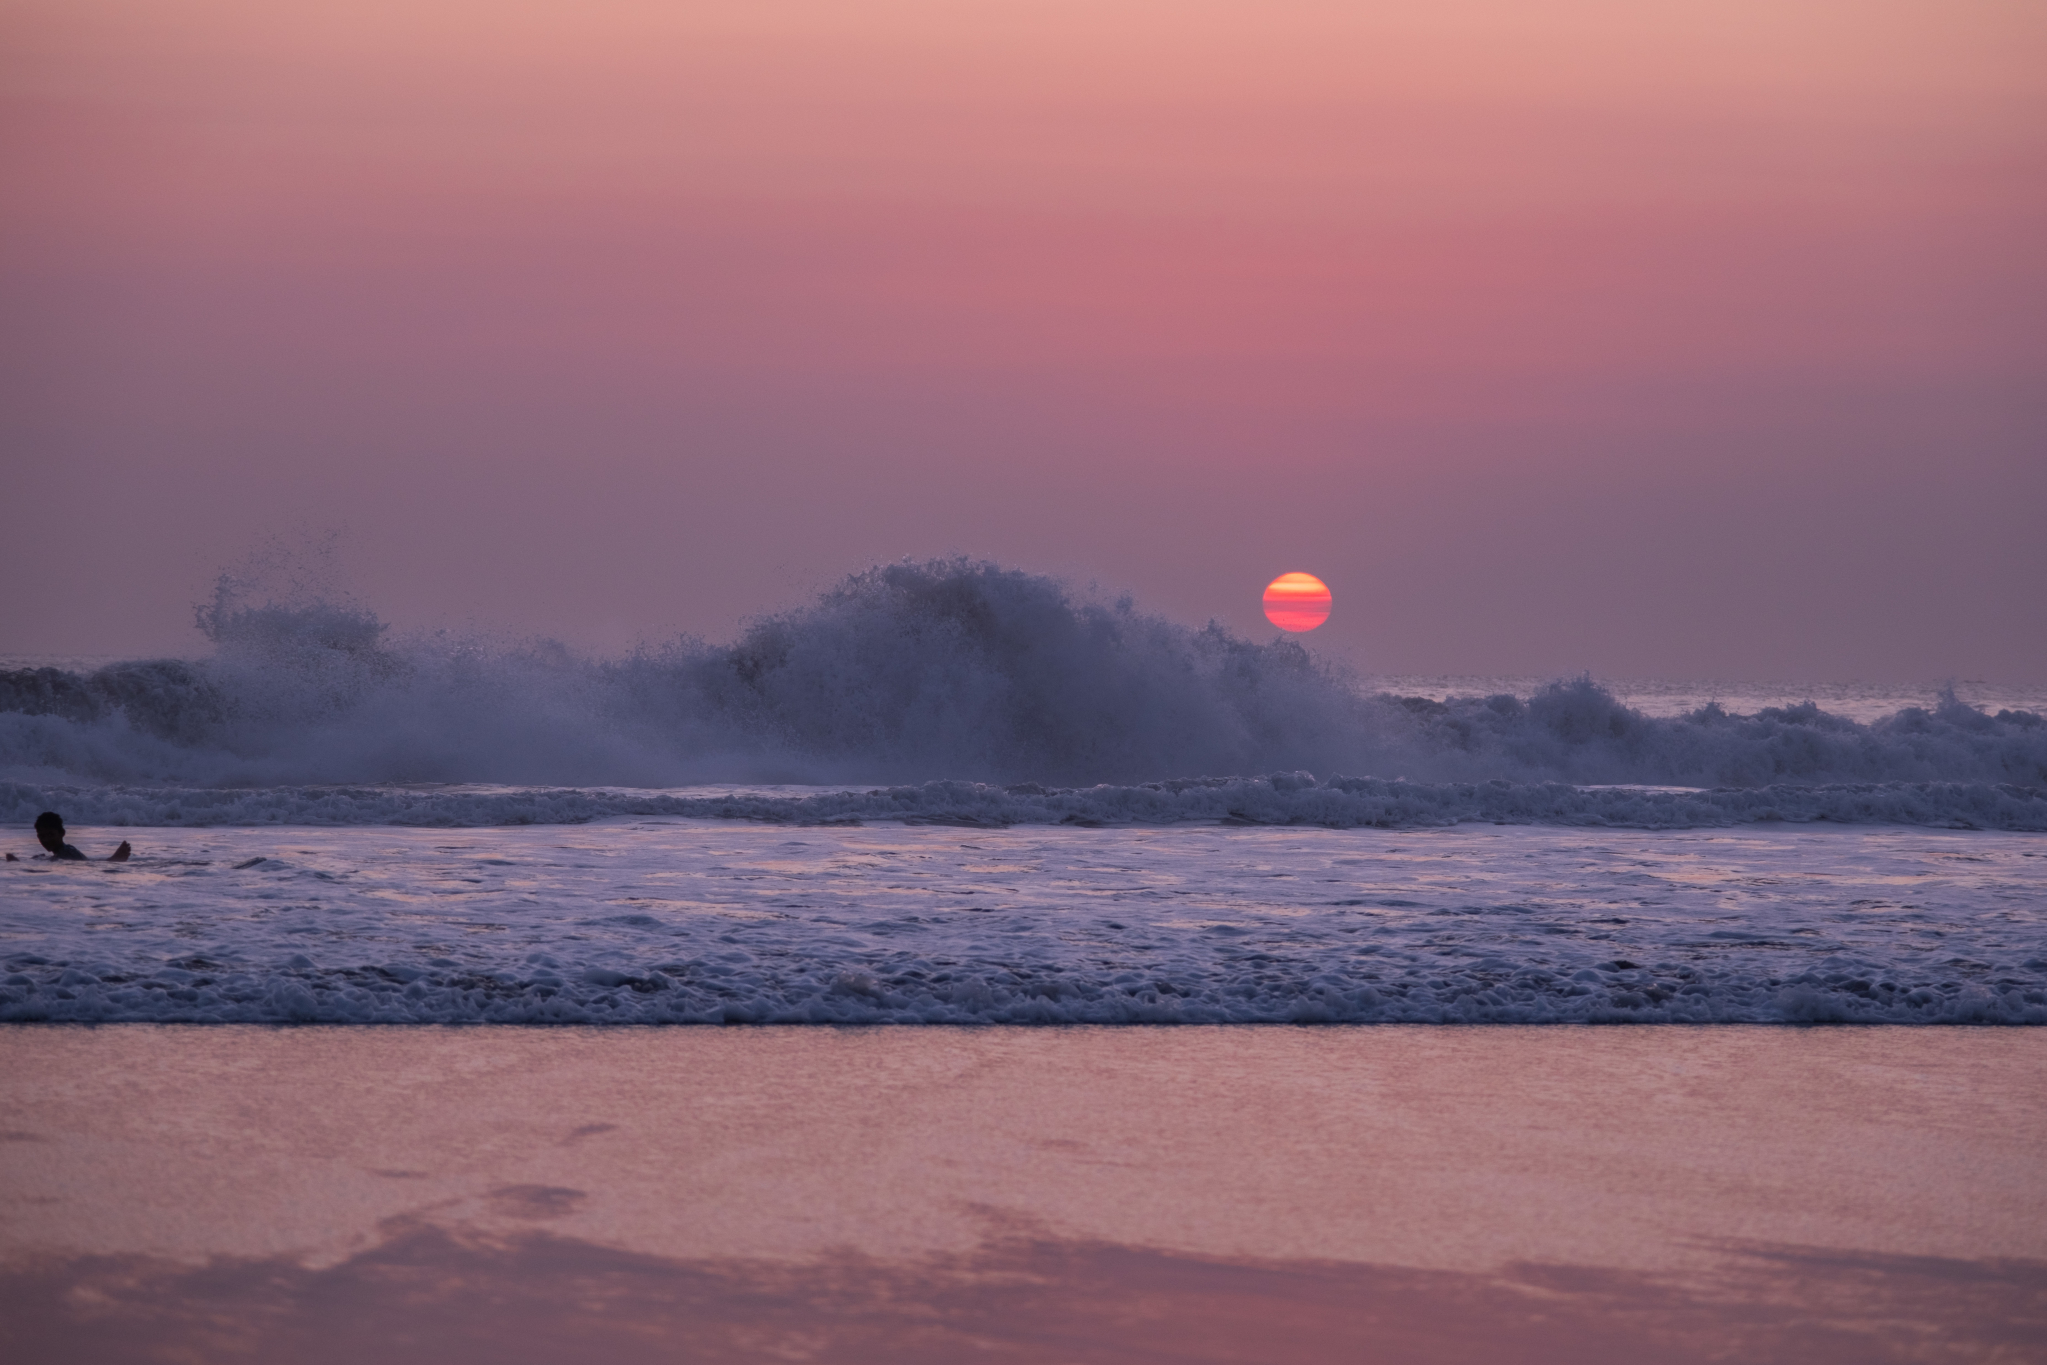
[2, 1026, 2043, 1362]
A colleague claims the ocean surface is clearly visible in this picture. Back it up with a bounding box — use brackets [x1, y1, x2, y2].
[4, 559, 2043, 1025]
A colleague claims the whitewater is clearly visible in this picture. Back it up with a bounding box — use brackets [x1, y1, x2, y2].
[4, 559, 2044, 1025]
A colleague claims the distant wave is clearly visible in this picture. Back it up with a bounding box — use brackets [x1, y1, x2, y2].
[3, 558, 2043, 792]
[5, 775, 2043, 831]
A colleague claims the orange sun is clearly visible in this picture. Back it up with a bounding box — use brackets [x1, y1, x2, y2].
[1263, 572, 1332, 632]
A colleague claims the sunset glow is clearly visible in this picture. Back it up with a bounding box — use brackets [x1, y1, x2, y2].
[0, 0, 2038, 677]
[1263, 573, 1332, 633]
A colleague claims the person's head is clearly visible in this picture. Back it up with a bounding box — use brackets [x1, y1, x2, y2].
[34, 811, 65, 854]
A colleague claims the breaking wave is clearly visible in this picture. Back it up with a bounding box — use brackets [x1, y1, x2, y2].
[3, 559, 2043, 814]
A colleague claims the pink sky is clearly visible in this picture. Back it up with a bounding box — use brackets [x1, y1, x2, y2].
[3, 0, 2042, 678]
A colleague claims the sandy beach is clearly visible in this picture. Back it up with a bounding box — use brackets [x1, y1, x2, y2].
[4, 1025, 2042, 1362]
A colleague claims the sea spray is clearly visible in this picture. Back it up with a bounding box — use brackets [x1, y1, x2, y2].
[3, 558, 2043, 792]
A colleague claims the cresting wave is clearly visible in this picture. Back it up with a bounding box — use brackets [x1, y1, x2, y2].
[3, 558, 2044, 799]
[6, 774, 2046, 831]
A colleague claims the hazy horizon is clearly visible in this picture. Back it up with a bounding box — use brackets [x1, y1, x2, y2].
[1, 545, 2042, 694]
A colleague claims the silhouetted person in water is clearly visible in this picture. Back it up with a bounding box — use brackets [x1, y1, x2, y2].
[31, 812, 129, 862]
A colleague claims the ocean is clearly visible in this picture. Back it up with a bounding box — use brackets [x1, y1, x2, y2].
[5, 559, 2044, 1027]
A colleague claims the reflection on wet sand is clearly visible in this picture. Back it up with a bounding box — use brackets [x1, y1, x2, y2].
[7, 1223, 2041, 1365]
[4, 1025, 2043, 1360]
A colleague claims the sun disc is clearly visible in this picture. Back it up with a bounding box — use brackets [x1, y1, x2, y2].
[1263, 572, 1331, 632]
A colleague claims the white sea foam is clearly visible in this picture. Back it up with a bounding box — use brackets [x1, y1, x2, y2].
[3, 822, 2041, 1025]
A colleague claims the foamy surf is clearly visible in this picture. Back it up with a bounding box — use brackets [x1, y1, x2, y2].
[7, 560, 2043, 1028]
[3, 822, 2041, 1026]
